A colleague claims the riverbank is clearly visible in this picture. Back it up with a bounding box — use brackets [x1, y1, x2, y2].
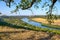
[30, 18, 60, 29]
[5, 19, 60, 34]
[41, 23, 60, 29]
[0, 18, 60, 40]
[31, 18, 60, 26]
[3, 18, 60, 34]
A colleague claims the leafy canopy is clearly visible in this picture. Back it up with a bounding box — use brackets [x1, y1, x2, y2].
[0, 0, 57, 10]
[0, 0, 58, 24]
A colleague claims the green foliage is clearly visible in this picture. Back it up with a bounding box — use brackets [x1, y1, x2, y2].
[0, 0, 57, 11]
[0, 0, 58, 25]
[1, 0, 14, 7]
[41, 23, 60, 29]
[46, 12, 58, 24]
[3, 18, 60, 34]
[46, 13, 54, 24]
[46, 0, 57, 24]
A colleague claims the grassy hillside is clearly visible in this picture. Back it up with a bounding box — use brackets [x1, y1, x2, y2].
[0, 17, 60, 40]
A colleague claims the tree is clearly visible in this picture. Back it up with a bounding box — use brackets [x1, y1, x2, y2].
[0, 0, 58, 24]
[0, 0, 57, 10]
[46, 0, 57, 24]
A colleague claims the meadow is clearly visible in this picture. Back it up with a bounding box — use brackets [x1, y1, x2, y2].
[31, 18, 60, 25]
[0, 16, 60, 40]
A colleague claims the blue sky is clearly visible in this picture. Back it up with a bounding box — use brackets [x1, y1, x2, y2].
[0, 0, 60, 16]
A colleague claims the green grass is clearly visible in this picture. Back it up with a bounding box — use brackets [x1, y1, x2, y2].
[41, 23, 60, 29]
[2, 18, 60, 35]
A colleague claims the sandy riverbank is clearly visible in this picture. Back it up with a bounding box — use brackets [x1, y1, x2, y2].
[31, 18, 60, 25]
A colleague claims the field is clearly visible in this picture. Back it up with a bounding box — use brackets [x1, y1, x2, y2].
[31, 18, 60, 25]
[0, 26, 49, 40]
[0, 17, 60, 40]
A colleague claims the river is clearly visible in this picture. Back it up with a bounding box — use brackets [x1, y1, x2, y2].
[21, 18, 60, 30]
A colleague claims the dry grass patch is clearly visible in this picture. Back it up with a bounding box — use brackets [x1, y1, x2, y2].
[51, 35, 60, 40]
[31, 18, 60, 25]
[0, 26, 60, 40]
[0, 26, 25, 32]
[0, 30, 49, 40]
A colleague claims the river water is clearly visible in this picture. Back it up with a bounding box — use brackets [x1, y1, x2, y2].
[21, 18, 60, 30]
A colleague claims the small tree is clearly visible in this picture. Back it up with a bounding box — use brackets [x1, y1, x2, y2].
[46, 0, 57, 24]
